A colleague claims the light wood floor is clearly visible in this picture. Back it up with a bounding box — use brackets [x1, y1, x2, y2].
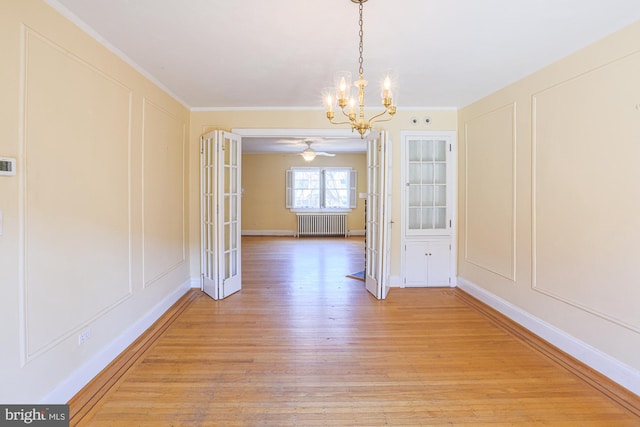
[75, 236, 639, 426]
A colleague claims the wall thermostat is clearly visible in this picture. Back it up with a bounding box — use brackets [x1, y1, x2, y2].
[0, 157, 16, 176]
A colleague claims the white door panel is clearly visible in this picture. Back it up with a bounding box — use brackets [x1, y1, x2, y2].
[218, 132, 242, 298]
[365, 130, 391, 300]
[404, 241, 428, 286]
[201, 134, 218, 299]
[201, 131, 242, 300]
[427, 240, 451, 287]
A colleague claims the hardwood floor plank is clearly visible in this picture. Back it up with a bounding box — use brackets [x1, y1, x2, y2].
[68, 289, 203, 425]
[73, 237, 639, 426]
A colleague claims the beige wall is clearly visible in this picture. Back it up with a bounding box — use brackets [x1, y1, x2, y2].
[0, 0, 190, 402]
[458, 21, 640, 371]
[1, 0, 456, 400]
[188, 110, 457, 280]
[16, 0, 638, 405]
[242, 153, 367, 234]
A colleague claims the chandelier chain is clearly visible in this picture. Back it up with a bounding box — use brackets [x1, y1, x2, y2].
[358, 1, 364, 78]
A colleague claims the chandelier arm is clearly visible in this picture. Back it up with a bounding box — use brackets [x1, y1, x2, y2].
[338, 106, 359, 125]
[369, 115, 396, 126]
[366, 109, 393, 124]
[328, 117, 355, 126]
[338, 106, 353, 119]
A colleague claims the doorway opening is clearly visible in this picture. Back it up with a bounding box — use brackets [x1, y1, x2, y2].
[200, 128, 390, 300]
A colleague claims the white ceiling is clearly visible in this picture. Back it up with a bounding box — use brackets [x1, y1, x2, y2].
[44, 0, 640, 152]
[243, 137, 366, 155]
[46, 0, 640, 109]
[237, 130, 368, 154]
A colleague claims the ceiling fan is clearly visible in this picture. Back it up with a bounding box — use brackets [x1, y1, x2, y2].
[298, 140, 336, 162]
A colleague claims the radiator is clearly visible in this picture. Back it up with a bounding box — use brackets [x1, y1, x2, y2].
[296, 213, 348, 237]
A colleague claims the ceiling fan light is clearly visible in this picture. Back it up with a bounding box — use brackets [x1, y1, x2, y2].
[301, 149, 316, 162]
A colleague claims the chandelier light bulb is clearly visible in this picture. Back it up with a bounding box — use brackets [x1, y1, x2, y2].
[383, 76, 391, 97]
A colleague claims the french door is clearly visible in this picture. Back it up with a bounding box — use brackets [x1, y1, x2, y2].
[200, 130, 242, 300]
[365, 130, 391, 299]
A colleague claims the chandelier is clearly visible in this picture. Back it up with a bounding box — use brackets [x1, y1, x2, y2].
[323, 0, 397, 138]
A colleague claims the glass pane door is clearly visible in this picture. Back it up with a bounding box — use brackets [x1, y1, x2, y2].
[406, 138, 448, 233]
[219, 132, 242, 298]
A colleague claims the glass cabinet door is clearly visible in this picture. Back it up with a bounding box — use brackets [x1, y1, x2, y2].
[406, 138, 449, 234]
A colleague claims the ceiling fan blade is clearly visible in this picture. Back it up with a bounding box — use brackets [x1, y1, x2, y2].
[316, 152, 336, 157]
[276, 138, 303, 144]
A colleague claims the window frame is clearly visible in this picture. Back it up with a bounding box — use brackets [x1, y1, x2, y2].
[286, 166, 357, 212]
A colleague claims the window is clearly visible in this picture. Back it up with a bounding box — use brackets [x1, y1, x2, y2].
[286, 167, 357, 211]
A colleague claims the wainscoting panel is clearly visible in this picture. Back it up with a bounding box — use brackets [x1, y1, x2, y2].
[532, 51, 640, 332]
[22, 28, 133, 360]
[464, 103, 517, 280]
[142, 99, 186, 287]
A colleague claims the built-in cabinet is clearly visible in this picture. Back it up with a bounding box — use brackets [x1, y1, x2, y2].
[404, 239, 452, 286]
[401, 131, 456, 287]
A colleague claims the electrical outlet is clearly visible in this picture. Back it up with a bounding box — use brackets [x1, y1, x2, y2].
[78, 328, 91, 346]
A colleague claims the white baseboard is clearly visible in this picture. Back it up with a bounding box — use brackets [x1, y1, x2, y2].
[457, 277, 640, 395]
[389, 275, 403, 287]
[190, 276, 201, 288]
[40, 279, 192, 404]
[241, 230, 366, 237]
[242, 230, 296, 236]
[388, 276, 456, 288]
